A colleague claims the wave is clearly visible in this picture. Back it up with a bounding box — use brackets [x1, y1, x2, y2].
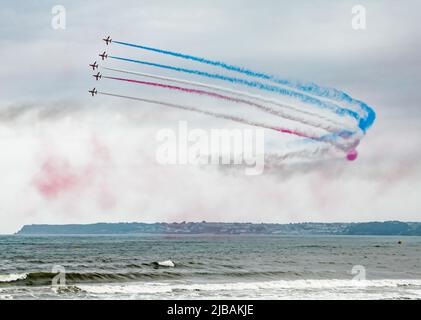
[0, 269, 304, 287]
[3, 267, 421, 291]
[142, 260, 175, 268]
[2, 279, 420, 300]
[78, 279, 421, 297]
[0, 273, 28, 283]
[0, 271, 183, 286]
[2, 272, 421, 299]
[157, 260, 175, 268]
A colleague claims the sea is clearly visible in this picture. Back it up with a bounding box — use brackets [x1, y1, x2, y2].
[0, 234, 420, 300]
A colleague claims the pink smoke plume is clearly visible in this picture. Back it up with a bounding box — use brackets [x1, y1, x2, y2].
[32, 157, 84, 199]
[32, 137, 116, 209]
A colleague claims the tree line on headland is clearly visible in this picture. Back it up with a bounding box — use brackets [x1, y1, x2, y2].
[16, 221, 421, 236]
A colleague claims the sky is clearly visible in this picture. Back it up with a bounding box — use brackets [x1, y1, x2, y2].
[0, 0, 420, 233]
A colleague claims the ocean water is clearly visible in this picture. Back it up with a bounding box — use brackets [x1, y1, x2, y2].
[0, 235, 420, 300]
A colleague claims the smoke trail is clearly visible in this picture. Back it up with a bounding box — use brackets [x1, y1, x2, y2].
[108, 56, 360, 124]
[102, 76, 317, 139]
[101, 77, 358, 152]
[102, 91, 342, 163]
[112, 40, 375, 131]
[98, 91, 339, 160]
[103, 67, 357, 134]
[98, 91, 342, 163]
[98, 91, 313, 137]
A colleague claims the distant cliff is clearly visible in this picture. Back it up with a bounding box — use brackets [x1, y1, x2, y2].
[15, 221, 421, 235]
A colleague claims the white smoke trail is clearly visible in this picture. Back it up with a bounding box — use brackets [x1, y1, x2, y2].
[98, 91, 358, 154]
[99, 91, 298, 132]
[102, 67, 358, 134]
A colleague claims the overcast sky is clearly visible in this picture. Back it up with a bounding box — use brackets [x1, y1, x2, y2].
[0, 0, 420, 233]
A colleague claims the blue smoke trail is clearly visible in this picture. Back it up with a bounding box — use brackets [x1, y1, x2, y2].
[113, 40, 375, 131]
[109, 55, 360, 123]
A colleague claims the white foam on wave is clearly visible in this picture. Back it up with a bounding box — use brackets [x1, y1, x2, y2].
[80, 282, 173, 295]
[0, 273, 28, 283]
[79, 279, 421, 299]
[158, 260, 175, 267]
[1, 278, 420, 300]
